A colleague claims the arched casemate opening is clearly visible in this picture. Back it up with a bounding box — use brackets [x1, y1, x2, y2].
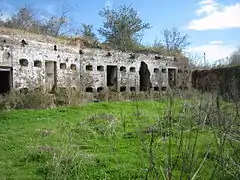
[139, 61, 152, 91]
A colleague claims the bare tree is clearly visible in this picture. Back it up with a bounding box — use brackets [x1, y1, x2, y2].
[3, 6, 40, 31]
[163, 27, 190, 55]
[229, 47, 240, 65]
[0, 10, 4, 25]
[42, 6, 72, 36]
[186, 53, 206, 69]
[0, 5, 76, 37]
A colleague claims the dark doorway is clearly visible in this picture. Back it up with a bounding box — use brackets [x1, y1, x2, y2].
[168, 68, 176, 88]
[107, 65, 117, 90]
[0, 68, 12, 95]
[139, 61, 152, 91]
[45, 61, 57, 93]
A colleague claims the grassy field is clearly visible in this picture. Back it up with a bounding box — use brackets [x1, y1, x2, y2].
[0, 97, 239, 180]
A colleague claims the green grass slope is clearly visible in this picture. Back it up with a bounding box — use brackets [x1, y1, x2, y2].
[0, 100, 239, 180]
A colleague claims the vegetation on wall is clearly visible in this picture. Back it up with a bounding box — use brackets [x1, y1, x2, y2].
[0, 6, 72, 36]
[98, 5, 150, 51]
[0, 5, 191, 58]
[76, 23, 99, 48]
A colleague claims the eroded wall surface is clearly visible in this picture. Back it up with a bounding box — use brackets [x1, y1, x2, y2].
[192, 66, 240, 100]
[0, 28, 191, 93]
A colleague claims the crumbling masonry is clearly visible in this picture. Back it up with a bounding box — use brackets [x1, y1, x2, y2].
[192, 66, 240, 100]
[0, 28, 191, 95]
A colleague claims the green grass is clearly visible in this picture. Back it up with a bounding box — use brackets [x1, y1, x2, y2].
[0, 99, 239, 180]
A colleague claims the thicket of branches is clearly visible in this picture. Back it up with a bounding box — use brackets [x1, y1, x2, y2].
[229, 47, 240, 66]
[0, 6, 75, 36]
[0, 5, 191, 56]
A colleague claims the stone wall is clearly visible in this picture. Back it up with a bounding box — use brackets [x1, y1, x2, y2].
[192, 66, 240, 100]
[0, 27, 191, 94]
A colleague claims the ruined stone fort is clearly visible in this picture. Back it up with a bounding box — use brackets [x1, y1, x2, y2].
[0, 27, 191, 95]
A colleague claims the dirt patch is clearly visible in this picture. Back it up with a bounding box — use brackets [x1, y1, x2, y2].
[38, 128, 55, 137]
